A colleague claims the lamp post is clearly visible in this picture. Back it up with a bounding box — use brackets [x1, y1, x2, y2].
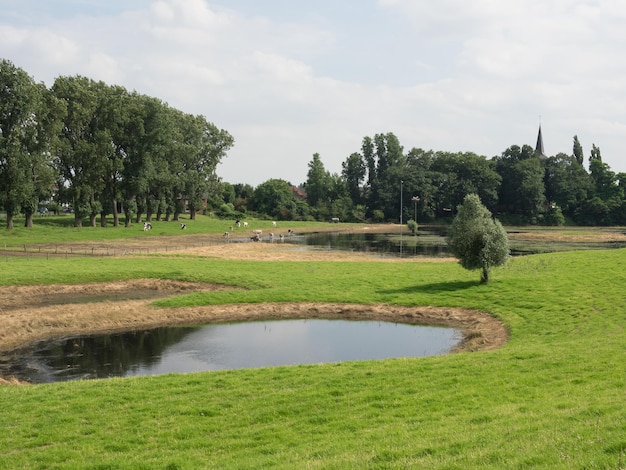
[400, 180, 403, 257]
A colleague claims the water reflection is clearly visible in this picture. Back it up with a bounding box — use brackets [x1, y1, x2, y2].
[293, 228, 450, 257]
[291, 227, 626, 257]
[12, 320, 460, 383]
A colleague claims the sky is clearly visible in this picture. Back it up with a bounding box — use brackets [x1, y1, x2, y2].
[2, 0, 626, 187]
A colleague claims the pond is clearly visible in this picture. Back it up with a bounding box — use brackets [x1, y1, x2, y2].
[6, 319, 460, 383]
[293, 228, 449, 257]
[285, 226, 626, 257]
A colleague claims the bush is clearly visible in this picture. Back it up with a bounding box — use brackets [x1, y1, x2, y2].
[217, 203, 236, 218]
[372, 210, 385, 223]
[543, 205, 565, 226]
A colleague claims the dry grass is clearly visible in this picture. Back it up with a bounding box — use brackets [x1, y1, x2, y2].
[177, 240, 455, 262]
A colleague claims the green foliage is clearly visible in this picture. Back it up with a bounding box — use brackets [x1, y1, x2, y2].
[0, 59, 64, 229]
[363, 132, 406, 220]
[447, 194, 510, 282]
[406, 219, 418, 234]
[217, 203, 236, 218]
[0, 65, 233, 230]
[573, 135, 584, 165]
[495, 146, 546, 217]
[430, 151, 501, 211]
[252, 178, 295, 220]
[305, 152, 329, 207]
[372, 209, 385, 222]
[341, 152, 366, 204]
[542, 204, 565, 226]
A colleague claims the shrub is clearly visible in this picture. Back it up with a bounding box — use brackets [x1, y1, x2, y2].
[447, 194, 510, 283]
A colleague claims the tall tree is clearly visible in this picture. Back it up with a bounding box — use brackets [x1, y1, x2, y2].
[572, 135, 584, 166]
[52, 76, 108, 227]
[305, 152, 330, 208]
[341, 152, 366, 205]
[0, 60, 63, 229]
[430, 151, 501, 215]
[95, 83, 131, 227]
[404, 148, 435, 220]
[252, 178, 295, 220]
[544, 153, 591, 218]
[494, 144, 546, 218]
[583, 157, 623, 225]
[126, 95, 176, 223]
[368, 132, 405, 220]
[175, 113, 234, 221]
[590, 143, 602, 163]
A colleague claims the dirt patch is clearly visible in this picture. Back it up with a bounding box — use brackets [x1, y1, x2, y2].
[176, 241, 455, 262]
[507, 230, 626, 243]
[0, 279, 237, 311]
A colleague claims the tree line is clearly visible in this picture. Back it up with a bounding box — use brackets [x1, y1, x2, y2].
[3, 58, 625, 228]
[223, 131, 625, 226]
[290, 132, 624, 225]
[0, 59, 233, 229]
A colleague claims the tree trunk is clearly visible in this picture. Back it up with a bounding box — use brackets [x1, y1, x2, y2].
[190, 207, 196, 220]
[74, 214, 82, 227]
[112, 198, 119, 227]
[481, 267, 489, 284]
[6, 213, 14, 230]
[24, 213, 34, 228]
[100, 213, 107, 228]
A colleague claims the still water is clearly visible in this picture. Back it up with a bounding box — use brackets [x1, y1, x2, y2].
[295, 230, 449, 257]
[288, 227, 626, 257]
[13, 320, 460, 383]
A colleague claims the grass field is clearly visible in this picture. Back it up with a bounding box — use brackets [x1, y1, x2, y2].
[1, 219, 625, 468]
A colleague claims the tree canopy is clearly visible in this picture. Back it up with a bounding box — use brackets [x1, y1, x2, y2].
[0, 60, 233, 229]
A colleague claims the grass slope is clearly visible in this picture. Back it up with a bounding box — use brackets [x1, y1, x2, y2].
[1, 247, 625, 468]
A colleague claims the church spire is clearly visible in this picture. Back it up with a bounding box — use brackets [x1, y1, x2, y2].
[535, 125, 547, 158]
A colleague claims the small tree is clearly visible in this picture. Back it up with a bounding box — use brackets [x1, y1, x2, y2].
[447, 194, 509, 283]
[407, 219, 418, 235]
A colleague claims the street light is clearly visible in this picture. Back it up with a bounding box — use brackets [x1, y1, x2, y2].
[400, 180, 403, 257]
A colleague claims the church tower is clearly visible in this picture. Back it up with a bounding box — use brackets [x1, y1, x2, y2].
[535, 125, 547, 159]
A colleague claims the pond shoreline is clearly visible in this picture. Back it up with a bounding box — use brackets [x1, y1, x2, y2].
[0, 279, 508, 384]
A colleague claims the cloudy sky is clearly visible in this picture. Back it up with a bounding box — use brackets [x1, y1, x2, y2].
[2, 0, 625, 186]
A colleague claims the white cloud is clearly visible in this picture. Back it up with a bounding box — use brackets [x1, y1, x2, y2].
[2, 0, 626, 186]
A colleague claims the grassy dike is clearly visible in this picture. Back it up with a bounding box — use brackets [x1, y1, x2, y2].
[1, 238, 625, 467]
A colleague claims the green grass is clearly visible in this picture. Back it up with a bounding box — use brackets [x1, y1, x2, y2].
[1, 239, 626, 468]
[0, 214, 345, 247]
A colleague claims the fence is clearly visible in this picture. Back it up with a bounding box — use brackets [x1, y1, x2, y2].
[1, 239, 236, 260]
